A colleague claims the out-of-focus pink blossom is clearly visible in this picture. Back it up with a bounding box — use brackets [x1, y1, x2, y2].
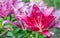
[0, 0, 13, 18]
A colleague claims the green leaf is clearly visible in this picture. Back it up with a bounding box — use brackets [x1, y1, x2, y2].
[0, 22, 2, 29]
[17, 34, 24, 38]
[6, 32, 13, 36]
[22, 0, 30, 3]
[0, 18, 3, 22]
[13, 28, 20, 34]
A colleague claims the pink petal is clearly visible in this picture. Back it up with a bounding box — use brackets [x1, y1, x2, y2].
[26, 25, 40, 31]
[14, 2, 25, 9]
[31, 4, 41, 17]
[43, 7, 54, 16]
[41, 30, 54, 37]
[54, 22, 60, 28]
[53, 9, 60, 20]
[42, 16, 55, 29]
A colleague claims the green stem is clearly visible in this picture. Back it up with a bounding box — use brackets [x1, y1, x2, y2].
[24, 30, 28, 38]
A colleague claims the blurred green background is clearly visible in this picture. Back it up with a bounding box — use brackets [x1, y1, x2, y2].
[0, 0, 60, 38]
[43, 0, 60, 9]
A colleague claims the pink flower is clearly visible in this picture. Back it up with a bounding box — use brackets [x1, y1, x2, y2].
[0, 0, 13, 18]
[12, 0, 31, 30]
[19, 4, 55, 37]
[2, 0, 60, 38]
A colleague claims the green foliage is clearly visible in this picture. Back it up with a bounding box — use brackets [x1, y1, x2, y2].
[43, 0, 60, 9]
[0, 18, 4, 34]
[22, 0, 30, 3]
[0, 22, 2, 29]
[6, 32, 13, 36]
